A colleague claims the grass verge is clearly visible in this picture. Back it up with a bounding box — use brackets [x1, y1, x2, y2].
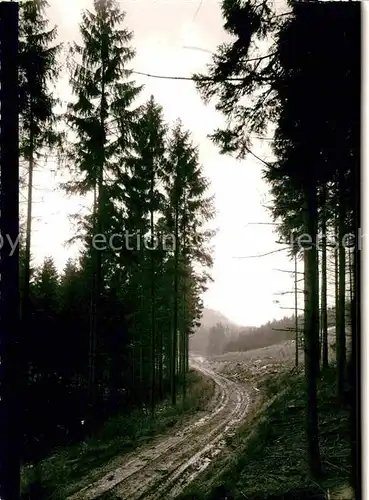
[21, 369, 215, 500]
[177, 366, 352, 500]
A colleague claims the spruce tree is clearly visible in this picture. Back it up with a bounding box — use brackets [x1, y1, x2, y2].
[19, 0, 63, 324]
[65, 0, 142, 418]
[163, 120, 214, 405]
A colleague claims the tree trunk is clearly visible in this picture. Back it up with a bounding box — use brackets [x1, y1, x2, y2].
[94, 165, 104, 407]
[182, 286, 187, 405]
[171, 208, 179, 406]
[316, 245, 320, 375]
[88, 184, 98, 419]
[0, 6, 21, 496]
[294, 252, 299, 367]
[335, 204, 339, 361]
[158, 326, 163, 400]
[165, 317, 171, 394]
[337, 170, 346, 397]
[348, 248, 354, 351]
[335, 256, 339, 326]
[139, 286, 144, 401]
[349, 249, 353, 317]
[303, 182, 322, 478]
[109, 299, 121, 412]
[321, 184, 328, 369]
[185, 331, 189, 372]
[181, 197, 188, 405]
[150, 176, 156, 414]
[23, 125, 34, 386]
[349, 147, 360, 498]
[88, 67, 106, 420]
[131, 308, 136, 404]
[23, 125, 34, 327]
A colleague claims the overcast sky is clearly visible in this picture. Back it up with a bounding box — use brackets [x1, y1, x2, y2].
[28, 0, 318, 327]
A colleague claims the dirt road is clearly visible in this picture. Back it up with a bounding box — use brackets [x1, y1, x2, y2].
[67, 355, 250, 500]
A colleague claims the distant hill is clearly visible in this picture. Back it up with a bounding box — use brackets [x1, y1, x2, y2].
[224, 318, 297, 353]
[190, 305, 348, 357]
[190, 310, 301, 356]
[199, 308, 238, 329]
[189, 307, 244, 355]
[222, 305, 348, 353]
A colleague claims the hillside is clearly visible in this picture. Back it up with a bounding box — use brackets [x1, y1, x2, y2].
[189, 308, 242, 354]
[190, 311, 299, 356]
[224, 317, 298, 353]
[198, 308, 238, 329]
[190, 305, 346, 357]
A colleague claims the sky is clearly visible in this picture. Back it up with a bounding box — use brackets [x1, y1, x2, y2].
[28, 0, 313, 327]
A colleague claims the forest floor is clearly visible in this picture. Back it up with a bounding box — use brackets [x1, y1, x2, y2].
[20, 370, 215, 500]
[23, 338, 353, 500]
[61, 357, 252, 500]
[175, 345, 353, 500]
[55, 344, 301, 500]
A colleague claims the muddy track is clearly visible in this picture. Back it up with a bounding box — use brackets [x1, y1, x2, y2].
[68, 357, 250, 500]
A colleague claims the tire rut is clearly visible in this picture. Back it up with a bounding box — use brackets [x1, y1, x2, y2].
[68, 357, 249, 500]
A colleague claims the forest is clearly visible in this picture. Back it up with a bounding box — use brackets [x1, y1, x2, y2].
[0, 0, 360, 498]
[190, 316, 299, 355]
[17, 0, 215, 466]
[201, 305, 350, 355]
